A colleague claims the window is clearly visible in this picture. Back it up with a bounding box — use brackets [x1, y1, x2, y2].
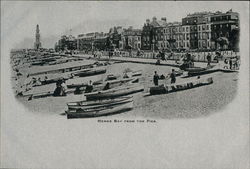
[199, 26, 201, 31]
[186, 27, 188, 32]
[208, 41, 209, 47]
[207, 25, 209, 30]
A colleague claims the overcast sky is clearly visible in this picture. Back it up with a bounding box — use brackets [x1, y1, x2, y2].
[1, 1, 248, 48]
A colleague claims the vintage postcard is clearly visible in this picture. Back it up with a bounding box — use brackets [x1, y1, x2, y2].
[1, 1, 249, 169]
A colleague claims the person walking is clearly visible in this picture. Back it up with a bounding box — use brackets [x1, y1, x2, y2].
[170, 69, 176, 84]
[153, 71, 159, 86]
[207, 53, 212, 67]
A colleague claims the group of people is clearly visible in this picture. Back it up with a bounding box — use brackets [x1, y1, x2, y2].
[224, 57, 240, 70]
[153, 69, 176, 86]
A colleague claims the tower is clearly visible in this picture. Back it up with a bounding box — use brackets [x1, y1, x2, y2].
[34, 24, 42, 50]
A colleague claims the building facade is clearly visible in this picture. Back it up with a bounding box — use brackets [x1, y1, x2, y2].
[119, 26, 142, 50]
[182, 12, 213, 50]
[74, 9, 240, 52]
[108, 26, 123, 50]
[197, 14, 212, 50]
[57, 35, 77, 51]
[210, 10, 239, 50]
[141, 17, 167, 51]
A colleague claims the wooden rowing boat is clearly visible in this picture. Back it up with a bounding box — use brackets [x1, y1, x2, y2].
[185, 67, 207, 72]
[29, 63, 95, 76]
[186, 66, 216, 77]
[68, 77, 138, 89]
[67, 96, 133, 110]
[188, 69, 217, 76]
[123, 70, 142, 78]
[84, 84, 144, 101]
[149, 77, 213, 95]
[74, 68, 106, 77]
[131, 70, 142, 77]
[66, 101, 133, 119]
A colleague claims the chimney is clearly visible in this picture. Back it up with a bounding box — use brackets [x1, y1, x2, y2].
[129, 26, 133, 30]
[152, 17, 157, 21]
[146, 19, 150, 24]
[161, 17, 167, 22]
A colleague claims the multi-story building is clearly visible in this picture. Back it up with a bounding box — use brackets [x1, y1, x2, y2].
[163, 22, 183, 51]
[141, 19, 153, 50]
[182, 25, 190, 50]
[210, 10, 239, 50]
[57, 35, 77, 51]
[108, 26, 123, 49]
[93, 32, 109, 51]
[197, 14, 212, 50]
[141, 17, 167, 51]
[119, 26, 142, 50]
[77, 32, 97, 51]
[77, 32, 109, 51]
[182, 12, 212, 50]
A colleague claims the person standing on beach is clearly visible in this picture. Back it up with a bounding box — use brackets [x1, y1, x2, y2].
[229, 58, 233, 70]
[170, 69, 176, 84]
[207, 53, 212, 67]
[153, 71, 159, 86]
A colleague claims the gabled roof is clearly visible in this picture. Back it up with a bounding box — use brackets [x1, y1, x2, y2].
[150, 19, 167, 27]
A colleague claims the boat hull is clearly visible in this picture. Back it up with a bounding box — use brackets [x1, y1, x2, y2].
[67, 101, 133, 118]
[85, 85, 144, 101]
[150, 77, 213, 95]
[74, 69, 106, 77]
[67, 96, 133, 110]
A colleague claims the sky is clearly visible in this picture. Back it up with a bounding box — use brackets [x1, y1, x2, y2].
[1, 1, 249, 48]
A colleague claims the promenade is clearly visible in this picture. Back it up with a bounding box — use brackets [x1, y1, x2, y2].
[74, 53, 214, 68]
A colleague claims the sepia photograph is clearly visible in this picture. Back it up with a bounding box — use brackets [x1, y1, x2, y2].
[1, 1, 249, 169]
